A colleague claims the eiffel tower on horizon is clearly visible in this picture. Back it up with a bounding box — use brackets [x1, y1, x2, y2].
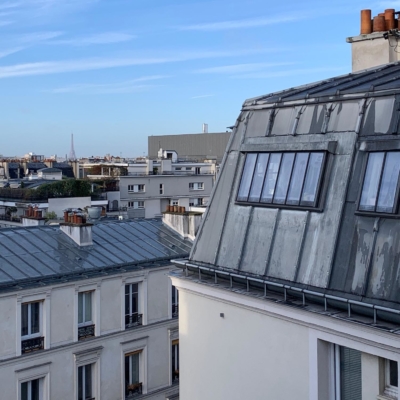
[69, 133, 77, 160]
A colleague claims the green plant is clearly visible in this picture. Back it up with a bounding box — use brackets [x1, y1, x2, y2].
[45, 211, 57, 220]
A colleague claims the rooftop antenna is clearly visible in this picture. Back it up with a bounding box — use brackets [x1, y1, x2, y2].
[69, 133, 76, 160]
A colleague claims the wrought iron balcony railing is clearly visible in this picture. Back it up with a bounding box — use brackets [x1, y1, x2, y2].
[126, 382, 142, 398]
[125, 313, 143, 329]
[78, 324, 95, 340]
[21, 336, 44, 354]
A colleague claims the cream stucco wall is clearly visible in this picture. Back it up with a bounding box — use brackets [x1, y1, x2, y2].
[178, 289, 310, 400]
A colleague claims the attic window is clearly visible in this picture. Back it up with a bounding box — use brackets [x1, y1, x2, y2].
[359, 151, 400, 214]
[237, 151, 325, 208]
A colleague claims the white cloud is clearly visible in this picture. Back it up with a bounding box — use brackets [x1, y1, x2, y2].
[178, 15, 301, 31]
[0, 48, 273, 79]
[0, 47, 24, 58]
[18, 31, 63, 43]
[48, 76, 168, 94]
[51, 32, 135, 46]
[195, 62, 295, 74]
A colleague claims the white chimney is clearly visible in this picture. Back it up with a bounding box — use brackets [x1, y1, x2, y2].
[202, 123, 208, 133]
[60, 223, 93, 246]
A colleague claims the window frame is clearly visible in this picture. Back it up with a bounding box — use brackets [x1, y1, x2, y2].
[21, 301, 42, 340]
[78, 291, 93, 328]
[124, 350, 143, 397]
[125, 282, 142, 329]
[171, 340, 179, 383]
[235, 151, 328, 212]
[356, 150, 400, 217]
[77, 363, 94, 400]
[384, 359, 398, 398]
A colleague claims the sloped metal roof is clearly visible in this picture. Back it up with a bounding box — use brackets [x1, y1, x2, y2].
[0, 219, 191, 292]
[244, 62, 400, 106]
[188, 62, 400, 309]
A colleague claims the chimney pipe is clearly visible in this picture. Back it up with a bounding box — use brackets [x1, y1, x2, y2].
[361, 9, 372, 34]
[385, 9, 396, 29]
[373, 15, 386, 32]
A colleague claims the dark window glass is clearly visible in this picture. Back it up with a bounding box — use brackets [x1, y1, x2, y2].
[21, 382, 28, 400]
[260, 153, 282, 203]
[21, 302, 40, 337]
[78, 364, 92, 400]
[237, 153, 257, 201]
[21, 379, 40, 400]
[340, 347, 362, 400]
[248, 154, 269, 202]
[273, 153, 295, 204]
[31, 302, 40, 334]
[238, 151, 325, 208]
[359, 152, 400, 214]
[390, 360, 398, 387]
[21, 303, 28, 336]
[300, 152, 324, 206]
[287, 152, 309, 205]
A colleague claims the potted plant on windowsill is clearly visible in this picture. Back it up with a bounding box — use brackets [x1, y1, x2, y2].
[127, 382, 142, 394]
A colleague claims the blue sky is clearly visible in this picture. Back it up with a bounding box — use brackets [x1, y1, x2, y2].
[0, 0, 397, 158]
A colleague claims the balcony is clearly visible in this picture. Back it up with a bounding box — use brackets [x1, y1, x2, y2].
[21, 336, 44, 354]
[126, 382, 142, 398]
[125, 313, 143, 329]
[78, 324, 95, 340]
[172, 304, 179, 318]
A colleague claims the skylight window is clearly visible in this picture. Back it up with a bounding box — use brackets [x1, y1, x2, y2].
[237, 152, 325, 208]
[359, 151, 400, 214]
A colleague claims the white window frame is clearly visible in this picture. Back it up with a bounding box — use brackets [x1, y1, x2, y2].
[77, 363, 94, 400]
[128, 201, 145, 209]
[128, 184, 145, 193]
[17, 292, 50, 355]
[74, 347, 102, 400]
[121, 276, 147, 328]
[121, 337, 148, 395]
[189, 182, 204, 191]
[21, 302, 42, 340]
[78, 291, 93, 328]
[17, 362, 50, 400]
[384, 359, 398, 398]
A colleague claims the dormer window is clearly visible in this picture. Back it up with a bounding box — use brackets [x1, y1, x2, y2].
[359, 151, 400, 214]
[237, 151, 325, 209]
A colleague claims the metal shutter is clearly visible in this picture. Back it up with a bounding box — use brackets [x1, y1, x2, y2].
[340, 347, 362, 400]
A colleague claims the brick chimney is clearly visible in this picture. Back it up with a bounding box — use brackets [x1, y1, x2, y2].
[347, 9, 400, 71]
[60, 209, 93, 246]
[22, 205, 46, 227]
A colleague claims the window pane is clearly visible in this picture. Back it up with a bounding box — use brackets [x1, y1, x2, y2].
[359, 152, 385, 211]
[125, 286, 130, 316]
[31, 302, 40, 334]
[376, 152, 400, 213]
[85, 364, 92, 399]
[84, 293, 92, 323]
[21, 303, 28, 336]
[78, 366, 83, 400]
[21, 382, 28, 400]
[237, 153, 257, 201]
[31, 379, 40, 400]
[273, 153, 295, 204]
[78, 293, 83, 324]
[340, 347, 362, 400]
[260, 153, 282, 203]
[131, 291, 138, 315]
[248, 154, 269, 202]
[390, 360, 398, 387]
[286, 153, 309, 205]
[130, 354, 139, 384]
[300, 152, 324, 206]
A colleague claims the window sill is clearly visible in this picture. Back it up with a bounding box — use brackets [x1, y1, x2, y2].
[377, 394, 397, 400]
[355, 211, 400, 219]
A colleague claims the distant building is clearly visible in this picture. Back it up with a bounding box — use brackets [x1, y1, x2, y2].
[148, 132, 231, 162]
[0, 218, 189, 399]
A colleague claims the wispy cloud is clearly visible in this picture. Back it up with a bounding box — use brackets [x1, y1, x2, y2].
[0, 48, 275, 79]
[48, 75, 168, 94]
[51, 32, 135, 46]
[18, 31, 63, 43]
[194, 62, 295, 74]
[177, 15, 301, 31]
[0, 47, 24, 59]
[191, 94, 214, 99]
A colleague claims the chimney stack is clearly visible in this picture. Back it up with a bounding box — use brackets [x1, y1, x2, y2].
[22, 205, 46, 226]
[60, 208, 93, 246]
[347, 8, 400, 71]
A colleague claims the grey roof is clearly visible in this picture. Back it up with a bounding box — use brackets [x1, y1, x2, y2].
[188, 62, 400, 310]
[38, 167, 62, 173]
[0, 219, 191, 292]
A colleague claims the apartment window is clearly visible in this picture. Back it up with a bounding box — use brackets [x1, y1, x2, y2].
[160, 184, 164, 195]
[128, 184, 145, 193]
[185, 167, 192, 171]
[125, 351, 142, 397]
[21, 302, 44, 354]
[189, 198, 202, 206]
[384, 359, 398, 398]
[78, 292, 95, 340]
[77, 364, 94, 400]
[171, 340, 179, 383]
[336, 346, 362, 400]
[237, 151, 325, 208]
[125, 283, 142, 328]
[189, 182, 204, 191]
[172, 285, 179, 318]
[175, 167, 182, 171]
[128, 201, 145, 209]
[359, 151, 400, 214]
[21, 378, 43, 400]
[195, 167, 201, 175]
